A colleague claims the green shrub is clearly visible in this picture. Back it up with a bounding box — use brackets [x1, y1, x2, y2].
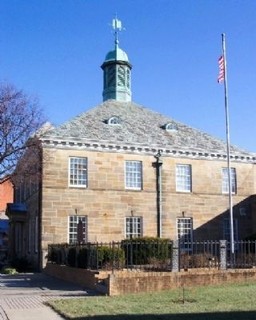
[76, 245, 125, 270]
[1, 267, 17, 275]
[67, 247, 77, 267]
[244, 234, 256, 241]
[77, 247, 90, 268]
[11, 257, 31, 272]
[96, 245, 125, 269]
[121, 237, 172, 266]
[48, 247, 63, 264]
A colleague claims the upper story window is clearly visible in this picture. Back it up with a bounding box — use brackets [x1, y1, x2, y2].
[222, 167, 237, 194]
[125, 161, 142, 190]
[125, 216, 142, 239]
[69, 157, 87, 187]
[107, 116, 121, 125]
[176, 164, 192, 192]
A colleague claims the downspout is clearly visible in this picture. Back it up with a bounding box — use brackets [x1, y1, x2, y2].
[152, 150, 163, 237]
[38, 144, 43, 271]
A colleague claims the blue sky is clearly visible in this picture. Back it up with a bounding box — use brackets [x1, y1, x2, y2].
[1, 1, 256, 151]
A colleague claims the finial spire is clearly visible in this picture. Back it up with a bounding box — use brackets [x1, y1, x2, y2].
[102, 16, 132, 102]
[112, 16, 124, 46]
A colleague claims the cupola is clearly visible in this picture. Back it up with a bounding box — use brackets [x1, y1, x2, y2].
[101, 18, 132, 102]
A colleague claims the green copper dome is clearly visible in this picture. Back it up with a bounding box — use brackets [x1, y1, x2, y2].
[104, 45, 129, 63]
[101, 34, 132, 102]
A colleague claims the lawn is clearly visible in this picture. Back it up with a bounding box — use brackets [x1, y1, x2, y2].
[47, 282, 256, 320]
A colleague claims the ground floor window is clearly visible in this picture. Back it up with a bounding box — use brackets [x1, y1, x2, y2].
[176, 217, 193, 251]
[223, 218, 239, 242]
[125, 217, 142, 239]
[69, 215, 88, 244]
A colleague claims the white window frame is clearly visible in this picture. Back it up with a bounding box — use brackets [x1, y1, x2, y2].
[108, 116, 121, 125]
[176, 164, 192, 192]
[176, 217, 193, 252]
[222, 167, 237, 194]
[69, 157, 87, 187]
[68, 215, 88, 244]
[125, 217, 142, 239]
[125, 161, 142, 190]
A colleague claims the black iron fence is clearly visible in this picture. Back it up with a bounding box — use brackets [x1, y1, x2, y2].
[226, 240, 256, 268]
[179, 241, 220, 270]
[48, 239, 256, 272]
[48, 238, 172, 271]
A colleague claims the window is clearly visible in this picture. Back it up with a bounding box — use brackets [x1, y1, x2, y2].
[125, 217, 142, 239]
[223, 218, 238, 242]
[127, 69, 130, 88]
[222, 167, 237, 194]
[164, 122, 178, 132]
[176, 164, 192, 192]
[118, 66, 125, 87]
[69, 215, 88, 244]
[125, 161, 142, 190]
[69, 157, 87, 187]
[177, 217, 193, 251]
[107, 116, 121, 125]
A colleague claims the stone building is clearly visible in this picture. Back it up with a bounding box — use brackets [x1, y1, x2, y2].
[6, 22, 256, 270]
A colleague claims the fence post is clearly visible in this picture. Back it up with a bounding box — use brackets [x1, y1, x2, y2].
[172, 239, 180, 272]
[219, 240, 227, 270]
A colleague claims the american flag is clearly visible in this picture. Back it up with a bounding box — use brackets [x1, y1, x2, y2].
[218, 55, 225, 83]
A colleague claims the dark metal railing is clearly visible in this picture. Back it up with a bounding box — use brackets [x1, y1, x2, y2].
[226, 240, 256, 268]
[48, 240, 256, 272]
[48, 239, 173, 271]
[180, 240, 220, 269]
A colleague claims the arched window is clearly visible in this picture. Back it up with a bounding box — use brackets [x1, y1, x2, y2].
[107, 116, 121, 125]
[164, 122, 178, 132]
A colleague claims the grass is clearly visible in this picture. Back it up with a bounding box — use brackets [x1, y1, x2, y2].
[47, 281, 256, 320]
[0, 267, 18, 274]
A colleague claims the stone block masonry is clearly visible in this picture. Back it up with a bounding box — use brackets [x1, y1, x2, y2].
[44, 263, 256, 296]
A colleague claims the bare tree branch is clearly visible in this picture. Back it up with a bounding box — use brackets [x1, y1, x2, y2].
[0, 82, 46, 178]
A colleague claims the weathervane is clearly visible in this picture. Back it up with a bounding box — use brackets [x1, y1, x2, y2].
[111, 16, 125, 45]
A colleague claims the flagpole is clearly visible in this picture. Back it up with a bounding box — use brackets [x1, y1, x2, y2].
[221, 33, 235, 259]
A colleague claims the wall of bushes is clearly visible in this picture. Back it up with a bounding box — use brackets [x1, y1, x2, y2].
[48, 237, 172, 271]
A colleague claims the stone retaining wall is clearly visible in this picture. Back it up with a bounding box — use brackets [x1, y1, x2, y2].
[44, 263, 110, 294]
[108, 268, 256, 296]
[44, 263, 256, 296]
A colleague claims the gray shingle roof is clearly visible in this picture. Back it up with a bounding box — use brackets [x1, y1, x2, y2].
[43, 100, 254, 158]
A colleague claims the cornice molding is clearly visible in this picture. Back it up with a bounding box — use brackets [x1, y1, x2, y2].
[42, 138, 256, 163]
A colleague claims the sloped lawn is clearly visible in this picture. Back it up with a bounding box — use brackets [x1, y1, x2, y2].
[47, 281, 256, 320]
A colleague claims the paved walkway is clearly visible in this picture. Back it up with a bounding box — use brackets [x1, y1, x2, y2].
[0, 272, 97, 320]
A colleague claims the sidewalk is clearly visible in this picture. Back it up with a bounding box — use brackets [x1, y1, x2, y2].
[0, 273, 96, 320]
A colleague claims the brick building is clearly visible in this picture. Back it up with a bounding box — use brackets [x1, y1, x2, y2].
[7, 23, 256, 270]
[0, 177, 13, 213]
[0, 177, 13, 261]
